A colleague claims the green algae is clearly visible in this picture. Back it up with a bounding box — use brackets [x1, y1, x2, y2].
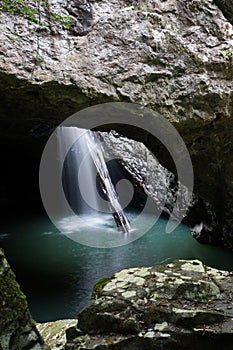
[0, 250, 29, 333]
[92, 277, 112, 300]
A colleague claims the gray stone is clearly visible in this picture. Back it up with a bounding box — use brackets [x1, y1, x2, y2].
[65, 259, 233, 349]
[0, 0, 232, 247]
[36, 319, 77, 350]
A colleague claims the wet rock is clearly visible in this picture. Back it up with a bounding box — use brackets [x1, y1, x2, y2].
[66, 0, 94, 36]
[37, 319, 77, 350]
[65, 260, 233, 349]
[100, 130, 233, 247]
[0, 0, 233, 246]
[101, 130, 177, 218]
[214, 0, 233, 25]
[0, 249, 48, 350]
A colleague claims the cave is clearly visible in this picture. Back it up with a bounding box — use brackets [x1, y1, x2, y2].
[0, 97, 233, 323]
[0, 1, 233, 347]
[0, 88, 232, 248]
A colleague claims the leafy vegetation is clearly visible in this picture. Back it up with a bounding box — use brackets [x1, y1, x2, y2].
[0, 0, 75, 30]
[219, 48, 233, 62]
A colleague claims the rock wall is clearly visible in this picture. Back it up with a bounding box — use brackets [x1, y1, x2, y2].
[0, 249, 48, 350]
[214, 0, 233, 25]
[101, 130, 184, 218]
[0, 0, 233, 246]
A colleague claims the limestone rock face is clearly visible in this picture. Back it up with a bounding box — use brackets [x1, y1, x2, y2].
[214, 0, 233, 25]
[0, 0, 232, 120]
[101, 130, 182, 218]
[0, 249, 48, 350]
[65, 260, 233, 349]
[0, 0, 233, 246]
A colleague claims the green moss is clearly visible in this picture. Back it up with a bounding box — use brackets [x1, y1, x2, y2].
[219, 48, 233, 62]
[0, 0, 75, 31]
[0, 269, 28, 331]
[151, 265, 167, 273]
[0, 250, 29, 334]
[91, 277, 113, 300]
[150, 260, 184, 273]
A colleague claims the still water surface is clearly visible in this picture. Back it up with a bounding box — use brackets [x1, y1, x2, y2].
[1, 211, 233, 322]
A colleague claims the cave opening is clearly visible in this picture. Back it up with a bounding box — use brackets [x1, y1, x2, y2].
[1, 121, 233, 322]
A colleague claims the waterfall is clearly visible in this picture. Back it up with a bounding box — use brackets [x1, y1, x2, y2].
[58, 127, 99, 215]
[59, 127, 130, 233]
[85, 130, 131, 233]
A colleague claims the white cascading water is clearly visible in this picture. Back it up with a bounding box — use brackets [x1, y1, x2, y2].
[85, 130, 130, 233]
[58, 127, 130, 233]
[58, 127, 99, 215]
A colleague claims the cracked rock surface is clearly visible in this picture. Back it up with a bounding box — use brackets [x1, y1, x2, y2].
[64, 259, 233, 349]
[0, 0, 233, 246]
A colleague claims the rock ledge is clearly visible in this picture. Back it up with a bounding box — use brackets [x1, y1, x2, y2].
[65, 259, 233, 349]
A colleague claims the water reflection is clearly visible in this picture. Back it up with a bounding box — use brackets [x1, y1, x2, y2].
[0, 212, 233, 322]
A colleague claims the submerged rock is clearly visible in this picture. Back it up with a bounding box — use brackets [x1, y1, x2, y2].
[65, 260, 233, 349]
[0, 249, 48, 350]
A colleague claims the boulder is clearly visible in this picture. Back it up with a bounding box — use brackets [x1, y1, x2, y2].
[0, 249, 48, 350]
[37, 319, 77, 350]
[66, 260, 233, 349]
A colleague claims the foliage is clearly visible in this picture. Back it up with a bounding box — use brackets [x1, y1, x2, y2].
[219, 48, 233, 62]
[91, 277, 112, 300]
[0, 0, 75, 30]
[0, 249, 29, 333]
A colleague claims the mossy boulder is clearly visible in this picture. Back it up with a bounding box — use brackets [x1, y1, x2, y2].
[0, 249, 48, 350]
[66, 260, 233, 349]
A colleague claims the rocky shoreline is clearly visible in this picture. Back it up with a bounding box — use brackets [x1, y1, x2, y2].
[1, 247, 233, 349]
[39, 259, 233, 349]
